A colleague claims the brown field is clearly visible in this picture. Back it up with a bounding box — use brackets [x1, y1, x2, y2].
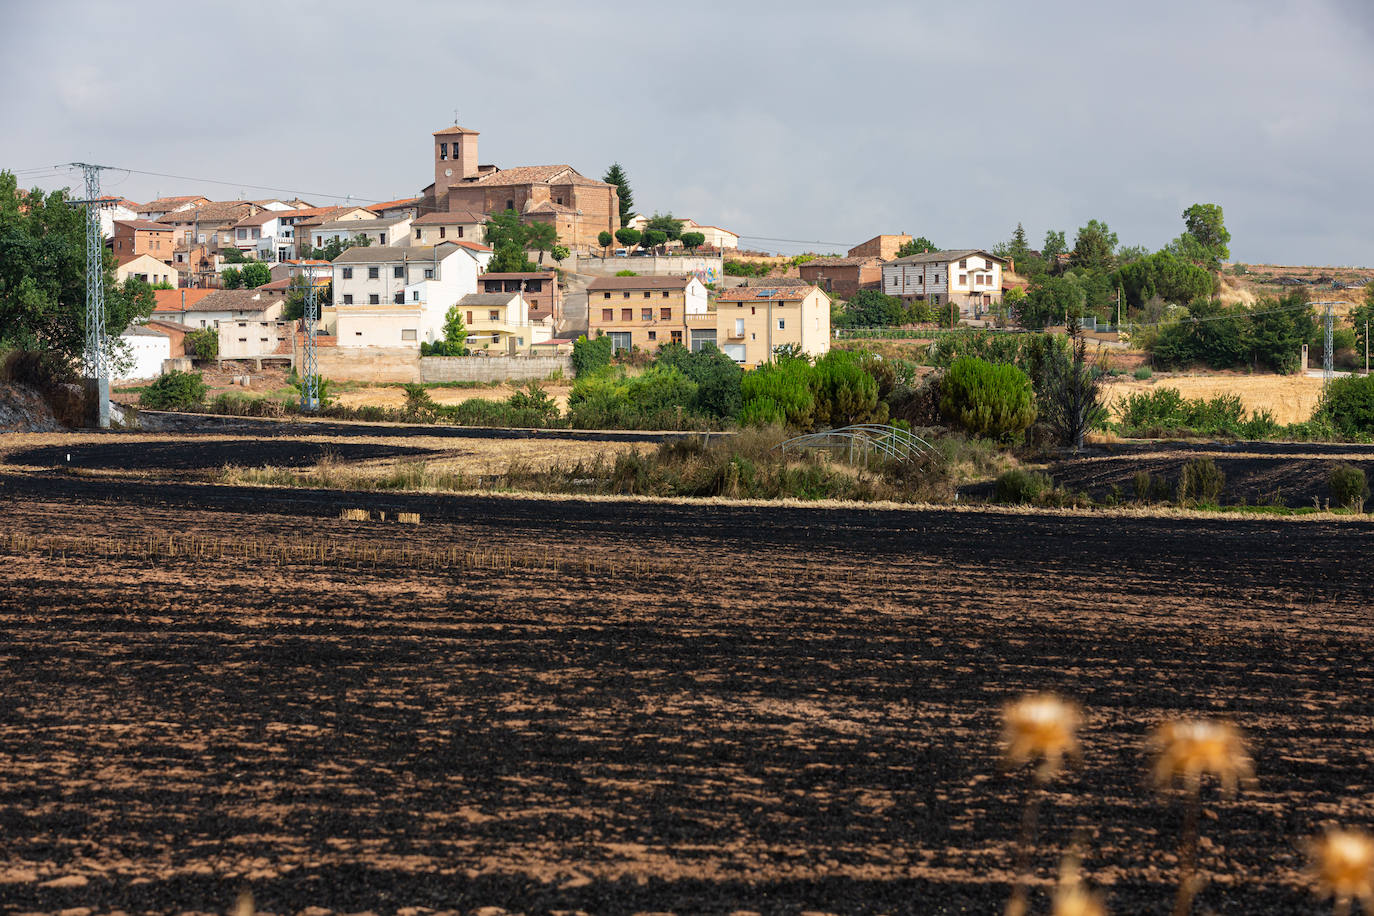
[1, 433, 1373, 913]
[334, 381, 574, 412]
[1103, 372, 1327, 424]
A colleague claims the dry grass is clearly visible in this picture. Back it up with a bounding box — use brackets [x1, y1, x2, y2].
[1104, 372, 1327, 425]
[333, 381, 573, 410]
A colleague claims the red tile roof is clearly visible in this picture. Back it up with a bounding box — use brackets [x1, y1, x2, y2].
[113, 219, 173, 232]
[717, 285, 820, 302]
[151, 289, 216, 312]
[367, 197, 422, 212]
[587, 276, 697, 291]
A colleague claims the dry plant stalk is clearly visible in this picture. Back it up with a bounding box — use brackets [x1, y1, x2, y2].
[1053, 853, 1108, 916]
[234, 889, 255, 916]
[1149, 719, 1253, 916]
[1002, 693, 1082, 916]
[1309, 828, 1374, 916]
[339, 507, 369, 522]
[397, 512, 421, 524]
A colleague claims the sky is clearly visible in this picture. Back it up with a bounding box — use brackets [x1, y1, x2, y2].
[3, 0, 1371, 265]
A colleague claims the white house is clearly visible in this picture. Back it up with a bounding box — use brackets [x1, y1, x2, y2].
[880, 249, 1007, 318]
[172, 288, 285, 331]
[117, 325, 172, 380]
[331, 241, 493, 347]
[313, 215, 413, 251]
[227, 211, 293, 263]
[90, 197, 140, 239]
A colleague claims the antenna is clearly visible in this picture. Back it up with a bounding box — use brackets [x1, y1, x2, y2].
[453, 109, 459, 125]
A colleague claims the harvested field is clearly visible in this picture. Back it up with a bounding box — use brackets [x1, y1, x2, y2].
[0, 469, 1372, 914]
[1104, 373, 1328, 425]
[334, 381, 574, 411]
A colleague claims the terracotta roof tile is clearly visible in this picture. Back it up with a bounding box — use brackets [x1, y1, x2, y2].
[586, 276, 698, 291]
[151, 289, 217, 311]
[367, 197, 422, 212]
[113, 219, 173, 232]
[412, 210, 485, 225]
[717, 285, 821, 302]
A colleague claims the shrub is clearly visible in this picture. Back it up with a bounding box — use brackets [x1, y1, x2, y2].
[139, 370, 207, 410]
[811, 350, 885, 427]
[938, 357, 1036, 441]
[653, 343, 743, 419]
[1178, 457, 1226, 504]
[614, 269, 638, 277]
[185, 328, 218, 360]
[1318, 374, 1374, 439]
[740, 357, 816, 428]
[571, 334, 613, 377]
[995, 469, 1053, 504]
[1329, 463, 1368, 509]
[420, 340, 468, 356]
[401, 383, 437, 421]
[1133, 366, 1153, 380]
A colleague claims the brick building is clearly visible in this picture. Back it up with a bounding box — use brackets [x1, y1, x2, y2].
[111, 219, 174, 262]
[478, 271, 561, 321]
[423, 124, 618, 252]
[847, 234, 913, 261]
[797, 256, 883, 299]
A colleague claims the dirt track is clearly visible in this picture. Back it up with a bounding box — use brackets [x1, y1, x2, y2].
[1, 472, 1373, 914]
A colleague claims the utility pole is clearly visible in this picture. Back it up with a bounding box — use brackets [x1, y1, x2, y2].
[68, 163, 112, 428]
[1366, 319, 1369, 376]
[1325, 300, 1334, 384]
[300, 265, 320, 412]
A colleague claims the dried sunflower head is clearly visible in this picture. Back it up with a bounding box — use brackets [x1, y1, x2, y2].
[1150, 719, 1253, 796]
[1002, 693, 1081, 779]
[1309, 828, 1374, 907]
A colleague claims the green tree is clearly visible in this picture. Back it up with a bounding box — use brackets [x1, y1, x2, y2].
[680, 231, 706, 252]
[482, 209, 537, 271]
[811, 349, 885, 427]
[283, 275, 331, 321]
[1070, 219, 1118, 271]
[939, 356, 1036, 441]
[645, 212, 684, 241]
[442, 303, 469, 354]
[1042, 230, 1067, 263]
[220, 247, 251, 264]
[840, 289, 904, 328]
[1318, 374, 1374, 438]
[1115, 251, 1217, 311]
[615, 227, 642, 249]
[139, 369, 207, 409]
[653, 342, 743, 418]
[240, 262, 271, 289]
[740, 356, 816, 428]
[597, 230, 613, 251]
[1351, 284, 1374, 362]
[306, 235, 371, 261]
[896, 236, 938, 257]
[572, 334, 614, 377]
[1038, 321, 1107, 449]
[1015, 275, 1086, 329]
[1177, 203, 1231, 269]
[642, 229, 668, 251]
[220, 267, 242, 289]
[524, 221, 558, 259]
[1248, 292, 1315, 373]
[1151, 298, 1249, 369]
[551, 244, 570, 264]
[602, 162, 634, 227]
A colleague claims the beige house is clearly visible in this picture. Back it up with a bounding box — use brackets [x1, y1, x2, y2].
[115, 252, 177, 286]
[587, 276, 710, 352]
[712, 285, 831, 367]
[880, 249, 1006, 318]
[458, 292, 553, 354]
[411, 210, 486, 247]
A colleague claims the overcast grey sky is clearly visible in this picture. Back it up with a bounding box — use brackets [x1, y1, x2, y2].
[4, 0, 1370, 265]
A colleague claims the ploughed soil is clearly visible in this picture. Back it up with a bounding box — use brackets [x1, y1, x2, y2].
[1045, 440, 1374, 508]
[1, 470, 1372, 914]
[5, 439, 429, 472]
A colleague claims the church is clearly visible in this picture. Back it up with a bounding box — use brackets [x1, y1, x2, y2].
[421, 124, 620, 251]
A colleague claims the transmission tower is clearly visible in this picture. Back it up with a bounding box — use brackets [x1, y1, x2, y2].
[1312, 301, 1349, 384]
[300, 265, 319, 411]
[70, 162, 112, 427]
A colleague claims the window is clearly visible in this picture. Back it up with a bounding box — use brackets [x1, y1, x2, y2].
[237, 337, 247, 343]
[662, 291, 669, 298]
[621, 308, 633, 321]
[734, 318, 745, 337]
[415, 228, 422, 240]
[342, 294, 353, 304]
[259, 337, 268, 343]
[368, 267, 379, 279]
[489, 310, 500, 320]
[237, 228, 247, 240]
[439, 227, 446, 239]
[379, 234, 386, 245]
[355, 331, 362, 336]
[394, 292, 404, 304]
[440, 143, 448, 160]
[609, 331, 632, 352]
[660, 307, 672, 319]
[602, 308, 613, 321]
[932, 294, 941, 305]
[393, 266, 404, 278]
[528, 280, 542, 292]
[777, 319, 785, 330]
[424, 268, 433, 279]
[648, 330, 657, 341]
[466, 311, 474, 324]
[671, 330, 683, 344]
[959, 273, 967, 285]
[401, 329, 417, 341]
[603, 292, 611, 299]
[959, 259, 967, 268]
[457, 226, 464, 238]
[623, 292, 630, 299]
[641, 308, 652, 320]
[412, 291, 419, 302]
[505, 199, 514, 211]
[643, 292, 651, 299]
[369, 294, 379, 305]
[238, 321, 247, 328]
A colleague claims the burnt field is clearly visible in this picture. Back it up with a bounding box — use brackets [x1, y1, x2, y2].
[1, 474, 1373, 914]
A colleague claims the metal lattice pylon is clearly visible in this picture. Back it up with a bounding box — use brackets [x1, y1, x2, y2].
[72, 162, 110, 428]
[300, 265, 319, 411]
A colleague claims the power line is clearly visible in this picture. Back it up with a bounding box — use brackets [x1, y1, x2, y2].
[12, 163, 389, 204]
[737, 234, 855, 248]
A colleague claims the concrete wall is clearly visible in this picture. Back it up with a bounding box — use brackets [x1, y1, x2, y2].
[421, 355, 571, 383]
[311, 345, 571, 384]
[577, 255, 723, 284]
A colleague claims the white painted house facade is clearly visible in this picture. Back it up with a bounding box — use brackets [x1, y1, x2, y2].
[331, 241, 493, 348]
[881, 249, 1006, 317]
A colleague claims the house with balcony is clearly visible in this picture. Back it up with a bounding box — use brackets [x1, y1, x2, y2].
[280, 205, 375, 258]
[227, 210, 296, 263]
[713, 285, 831, 367]
[880, 249, 1006, 318]
[478, 270, 560, 321]
[587, 276, 709, 353]
[330, 241, 492, 348]
[457, 292, 553, 354]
